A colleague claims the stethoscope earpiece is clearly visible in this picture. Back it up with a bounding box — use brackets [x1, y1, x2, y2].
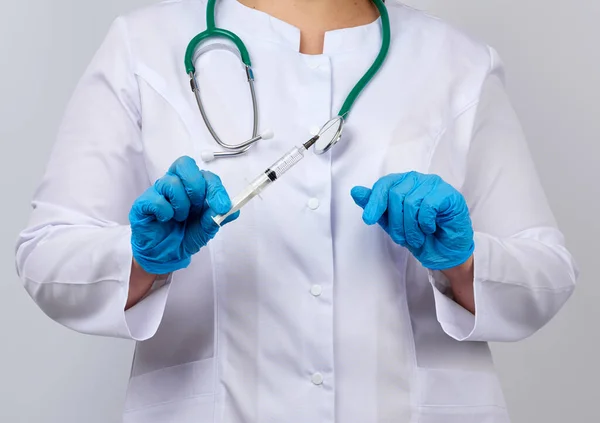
[201, 151, 216, 163]
[260, 129, 274, 140]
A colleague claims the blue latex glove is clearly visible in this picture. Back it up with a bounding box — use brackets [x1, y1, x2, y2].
[130, 156, 239, 275]
[351, 172, 474, 270]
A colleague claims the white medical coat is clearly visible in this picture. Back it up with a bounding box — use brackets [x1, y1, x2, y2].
[15, 1, 578, 422]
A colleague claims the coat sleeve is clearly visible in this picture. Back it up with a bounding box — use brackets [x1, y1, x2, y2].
[15, 17, 170, 341]
[428, 48, 578, 342]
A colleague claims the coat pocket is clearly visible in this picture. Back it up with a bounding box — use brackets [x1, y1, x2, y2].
[416, 368, 510, 423]
[123, 359, 215, 423]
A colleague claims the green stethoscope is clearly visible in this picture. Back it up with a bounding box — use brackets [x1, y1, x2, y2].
[185, 0, 391, 162]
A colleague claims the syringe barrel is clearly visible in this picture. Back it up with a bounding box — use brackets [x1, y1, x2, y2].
[212, 172, 271, 226]
[266, 146, 305, 180]
[212, 145, 307, 226]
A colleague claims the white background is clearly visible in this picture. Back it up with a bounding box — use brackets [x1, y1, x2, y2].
[1, 1, 598, 422]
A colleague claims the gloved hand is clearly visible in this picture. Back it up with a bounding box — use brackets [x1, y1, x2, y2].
[351, 172, 474, 270]
[129, 156, 239, 275]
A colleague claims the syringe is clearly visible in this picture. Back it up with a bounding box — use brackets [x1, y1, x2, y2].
[212, 135, 320, 226]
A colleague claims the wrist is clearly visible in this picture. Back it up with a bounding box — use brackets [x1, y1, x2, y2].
[442, 255, 474, 281]
[441, 255, 475, 314]
[126, 259, 159, 310]
[132, 253, 190, 276]
[132, 258, 158, 279]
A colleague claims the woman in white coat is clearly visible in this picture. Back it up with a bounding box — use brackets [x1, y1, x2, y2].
[15, 0, 578, 422]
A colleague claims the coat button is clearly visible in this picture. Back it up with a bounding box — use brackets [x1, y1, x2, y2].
[310, 285, 323, 297]
[311, 372, 324, 385]
[307, 198, 320, 210]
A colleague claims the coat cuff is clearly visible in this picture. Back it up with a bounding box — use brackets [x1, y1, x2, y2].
[124, 274, 172, 341]
[428, 234, 491, 341]
[108, 227, 172, 341]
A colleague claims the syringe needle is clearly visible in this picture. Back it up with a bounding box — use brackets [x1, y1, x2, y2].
[303, 135, 319, 150]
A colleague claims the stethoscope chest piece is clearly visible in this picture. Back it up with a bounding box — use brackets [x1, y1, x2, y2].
[313, 116, 345, 155]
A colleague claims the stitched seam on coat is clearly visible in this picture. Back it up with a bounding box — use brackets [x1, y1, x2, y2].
[24, 278, 123, 287]
[417, 404, 507, 409]
[132, 358, 217, 379]
[134, 73, 194, 140]
[425, 99, 481, 171]
[115, 17, 144, 129]
[125, 392, 215, 412]
[477, 278, 574, 293]
[28, 201, 122, 227]
[476, 229, 576, 292]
